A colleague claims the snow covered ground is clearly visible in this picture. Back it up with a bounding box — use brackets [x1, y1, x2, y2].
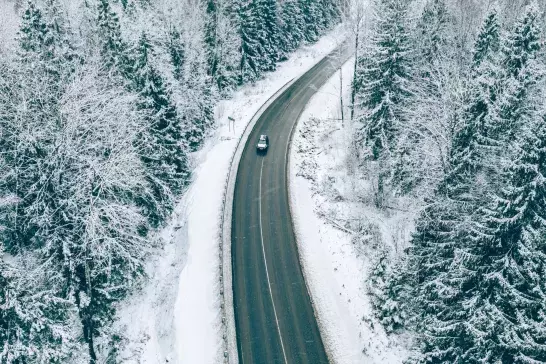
[289, 58, 412, 364]
[112, 26, 346, 364]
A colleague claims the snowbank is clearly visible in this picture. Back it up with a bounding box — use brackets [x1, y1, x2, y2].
[289, 58, 411, 364]
[113, 26, 346, 364]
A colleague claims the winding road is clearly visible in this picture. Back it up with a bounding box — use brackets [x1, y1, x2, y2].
[231, 44, 353, 364]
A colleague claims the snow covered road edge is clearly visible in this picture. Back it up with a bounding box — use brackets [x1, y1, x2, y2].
[286, 56, 354, 364]
[220, 76, 296, 364]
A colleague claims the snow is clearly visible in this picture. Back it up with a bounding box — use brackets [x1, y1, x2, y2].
[113, 26, 346, 364]
[288, 57, 412, 364]
[0, 0, 18, 53]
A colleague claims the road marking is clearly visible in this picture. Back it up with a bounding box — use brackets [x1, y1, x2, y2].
[259, 158, 289, 364]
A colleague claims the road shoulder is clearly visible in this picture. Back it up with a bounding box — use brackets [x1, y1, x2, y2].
[288, 57, 410, 364]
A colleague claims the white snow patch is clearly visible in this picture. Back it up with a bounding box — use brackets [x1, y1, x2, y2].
[289, 57, 412, 364]
[113, 26, 347, 364]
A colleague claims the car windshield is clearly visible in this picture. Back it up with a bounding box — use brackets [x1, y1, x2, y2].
[259, 135, 266, 141]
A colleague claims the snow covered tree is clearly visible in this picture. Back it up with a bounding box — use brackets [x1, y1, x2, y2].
[18, 1, 48, 55]
[0, 251, 80, 363]
[390, 0, 456, 193]
[368, 253, 408, 333]
[204, 0, 219, 77]
[460, 114, 546, 363]
[442, 7, 502, 196]
[175, 16, 217, 151]
[501, 1, 542, 79]
[414, 0, 452, 71]
[0, 0, 77, 254]
[211, 0, 241, 92]
[97, 0, 128, 72]
[168, 27, 186, 81]
[490, 2, 543, 143]
[131, 32, 189, 224]
[279, 0, 305, 53]
[18, 0, 77, 83]
[300, 0, 321, 42]
[255, 0, 282, 64]
[472, 7, 500, 69]
[238, 0, 268, 83]
[37, 64, 151, 362]
[318, 0, 340, 31]
[355, 0, 412, 160]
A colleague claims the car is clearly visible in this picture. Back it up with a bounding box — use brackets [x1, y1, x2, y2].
[256, 134, 269, 152]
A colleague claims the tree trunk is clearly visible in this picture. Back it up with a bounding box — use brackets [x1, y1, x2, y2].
[87, 323, 97, 364]
[350, 23, 359, 121]
[339, 66, 344, 126]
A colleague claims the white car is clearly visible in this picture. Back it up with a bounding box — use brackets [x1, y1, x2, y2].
[256, 135, 269, 151]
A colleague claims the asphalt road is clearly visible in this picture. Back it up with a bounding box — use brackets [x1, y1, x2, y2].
[232, 44, 353, 364]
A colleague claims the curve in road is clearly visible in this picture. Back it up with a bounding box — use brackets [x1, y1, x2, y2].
[232, 43, 354, 364]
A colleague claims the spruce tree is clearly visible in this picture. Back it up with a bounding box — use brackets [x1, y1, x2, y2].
[204, 0, 219, 77]
[238, 0, 268, 83]
[501, 1, 542, 79]
[4, 0, 77, 254]
[132, 32, 189, 224]
[473, 7, 500, 69]
[256, 0, 282, 64]
[168, 27, 186, 81]
[317, 0, 339, 33]
[18, 1, 48, 56]
[279, 0, 305, 53]
[443, 7, 502, 194]
[355, 0, 412, 160]
[210, 0, 241, 92]
[300, 0, 321, 42]
[490, 2, 542, 143]
[461, 114, 546, 363]
[404, 10, 504, 362]
[97, 0, 127, 72]
[414, 0, 451, 70]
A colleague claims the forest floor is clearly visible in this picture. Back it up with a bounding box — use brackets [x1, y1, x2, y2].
[289, 57, 413, 364]
[111, 26, 346, 364]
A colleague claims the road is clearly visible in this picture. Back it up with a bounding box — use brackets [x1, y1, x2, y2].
[231, 44, 353, 364]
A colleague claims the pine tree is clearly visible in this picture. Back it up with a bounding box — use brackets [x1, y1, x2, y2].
[97, 0, 127, 72]
[18, 0, 77, 81]
[490, 2, 542, 144]
[2, 0, 77, 254]
[355, 0, 412, 160]
[211, 0, 241, 92]
[18, 1, 48, 56]
[204, 0, 219, 77]
[460, 114, 546, 363]
[442, 7, 502, 195]
[238, 0, 268, 83]
[317, 0, 339, 33]
[279, 0, 305, 53]
[368, 253, 408, 333]
[177, 24, 216, 151]
[501, 1, 542, 79]
[472, 7, 500, 69]
[168, 27, 186, 81]
[132, 32, 189, 224]
[300, 0, 321, 42]
[256, 0, 282, 64]
[408, 7, 546, 362]
[415, 0, 451, 70]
